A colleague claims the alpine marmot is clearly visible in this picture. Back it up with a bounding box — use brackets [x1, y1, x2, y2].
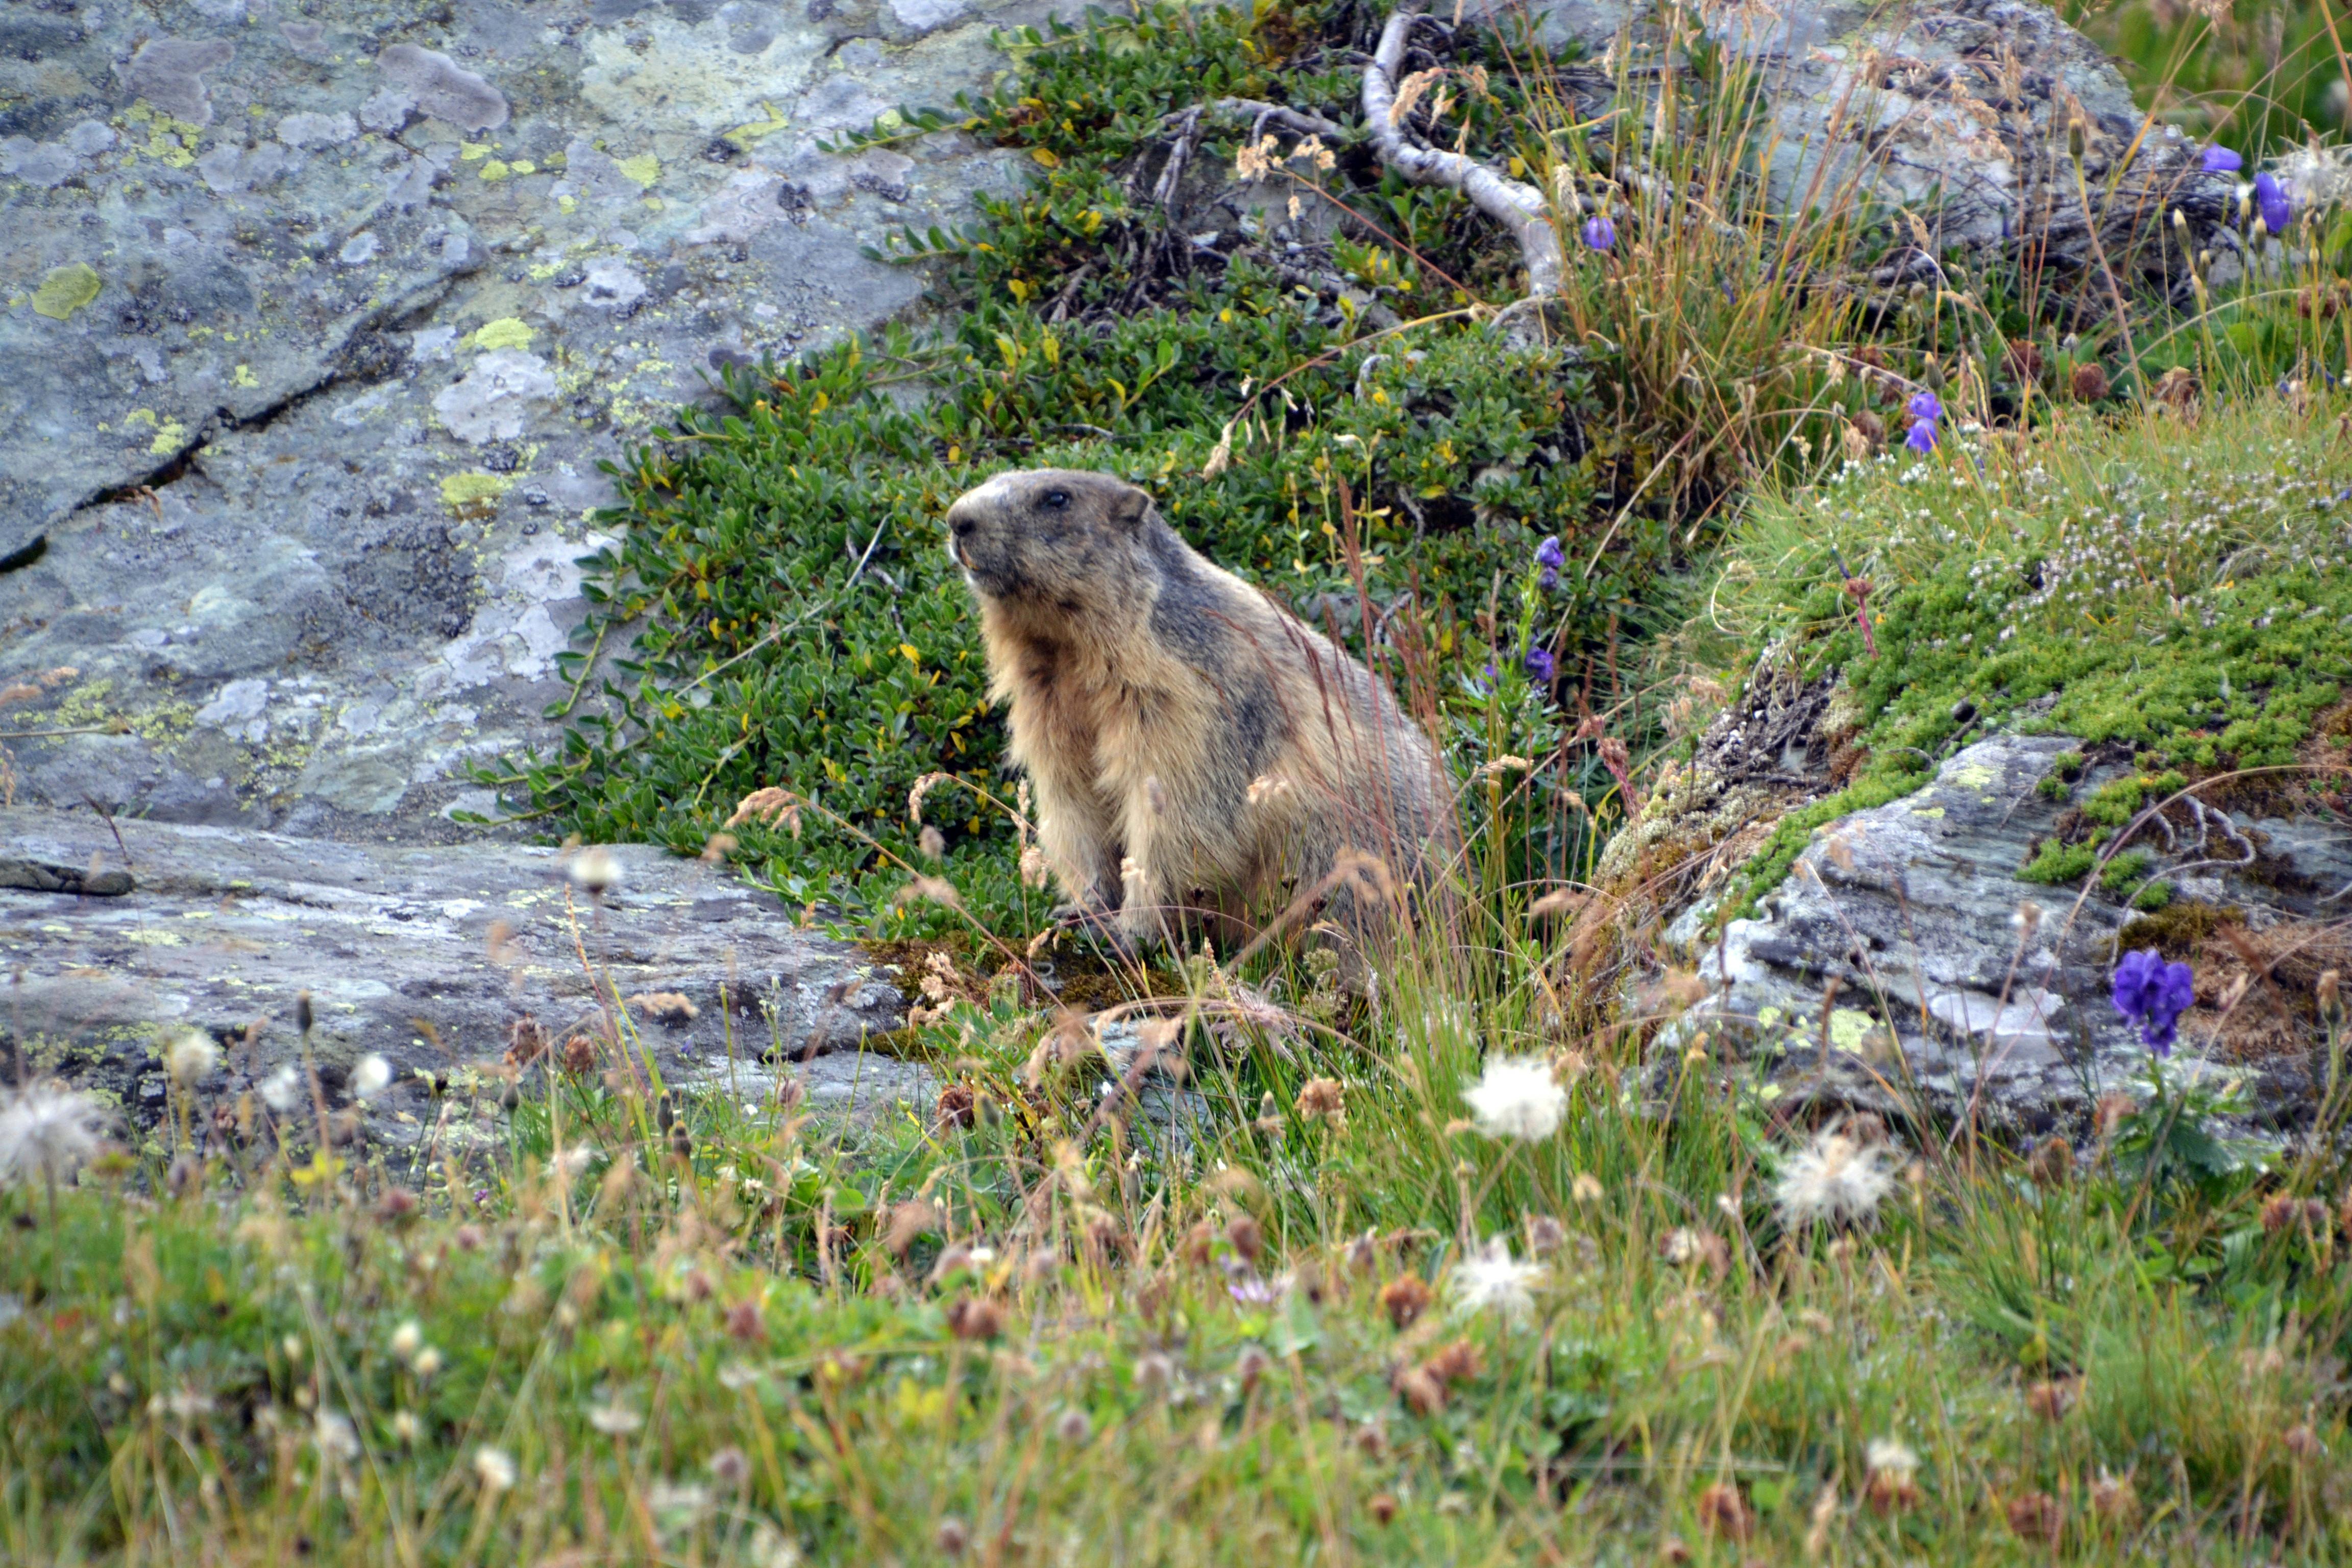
[945, 468, 1453, 949]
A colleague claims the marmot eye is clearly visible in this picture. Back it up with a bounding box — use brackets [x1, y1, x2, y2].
[1042, 488, 1070, 510]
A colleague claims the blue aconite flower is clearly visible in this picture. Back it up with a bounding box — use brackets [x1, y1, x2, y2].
[2112, 948, 2195, 1056]
[1904, 419, 1938, 454]
[1535, 534, 1564, 591]
[1581, 213, 1616, 252]
[1523, 646, 1557, 682]
[2254, 172, 2292, 234]
[2200, 145, 2242, 175]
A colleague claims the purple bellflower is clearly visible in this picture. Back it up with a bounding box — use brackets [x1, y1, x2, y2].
[2254, 172, 2292, 235]
[2112, 948, 2195, 1056]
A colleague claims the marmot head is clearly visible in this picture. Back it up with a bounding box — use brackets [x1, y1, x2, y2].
[944, 469, 1155, 604]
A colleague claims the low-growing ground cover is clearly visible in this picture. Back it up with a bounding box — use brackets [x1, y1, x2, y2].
[1698, 393, 2352, 916]
[8, 935, 2352, 1564]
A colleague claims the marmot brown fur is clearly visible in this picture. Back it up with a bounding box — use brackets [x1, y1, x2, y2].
[945, 468, 1453, 949]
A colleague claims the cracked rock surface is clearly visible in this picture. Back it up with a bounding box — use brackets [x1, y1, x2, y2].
[2, 0, 1057, 837]
[1657, 734, 2350, 1134]
[1, 806, 926, 1138]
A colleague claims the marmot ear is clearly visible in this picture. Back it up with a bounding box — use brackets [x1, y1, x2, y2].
[1110, 482, 1153, 530]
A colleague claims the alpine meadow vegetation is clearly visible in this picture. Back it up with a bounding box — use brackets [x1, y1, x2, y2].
[13, 0, 2352, 1563]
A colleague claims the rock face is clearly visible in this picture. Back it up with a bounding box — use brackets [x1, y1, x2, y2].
[1642, 730, 2352, 1135]
[1, 0, 1062, 839]
[1, 807, 924, 1140]
[1487, 0, 2229, 281]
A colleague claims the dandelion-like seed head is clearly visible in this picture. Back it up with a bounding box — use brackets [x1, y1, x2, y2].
[0, 1082, 107, 1188]
[352, 1054, 392, 1099]
[474, 1445, 518, 1491]
[1462, 1056, 1566, 1141]
[165, 1030, 218, 1087]
[1773, 1126, 1894, 1230]
[568, 844, 622, 896]
[1449, 1235, 1544, 1324]
[390, 1319, 423, 1360]
[260, 1063, 303, 1113]
[1865, 1437, 1919, 1478]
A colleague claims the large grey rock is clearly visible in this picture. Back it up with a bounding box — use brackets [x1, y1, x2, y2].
[1484, 0, 2228, 279]
[0, 806, 923, 1142]
[0, 0, 1058, 836]
[1649, 732, 2348, 1135]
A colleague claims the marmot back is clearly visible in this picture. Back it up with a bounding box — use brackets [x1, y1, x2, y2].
[944, 468, 1453, 948]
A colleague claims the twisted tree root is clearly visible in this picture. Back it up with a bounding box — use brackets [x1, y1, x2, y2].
[1361, 1, 1562, 300]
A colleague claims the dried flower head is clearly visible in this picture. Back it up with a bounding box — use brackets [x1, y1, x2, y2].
[918, 824, 947, 861]
[390, 1319, 424, 1360]
[1774, 1126, 1894, 1230]
[1697, 1482, 1756, 1541]
[588, 1402, 644, 1436]
[2070, 361, 2111, 404]
[726, 786, 804, 836]
[936, 1516, 971, 1557]
[1863, 1437, 1922, 1513]
[1294, 1076, 1345, 1120]
[1379, 1272, 1433, 1330]
[1449, 1236, 1543, 1324]
[0, 1082, 107, 1187]
[1462, 1056, 1566, 1141]
[2005, 1490, 2063, 1544]
[627, 992, 700, 1025]
[947, 1294, 1004, 1341]
[1054, 1408, 1092, 1444]
[2025, 1377, 2078, 1421]
[2089, 1468, 2139, 1525]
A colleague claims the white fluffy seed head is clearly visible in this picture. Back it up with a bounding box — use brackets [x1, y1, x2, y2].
[260, 1064, 304, 1114]
[474, 1446, 518, 1491]
[1774, 1128, 1895, 1230]
[352, 1054, 393, 1099]
[1449, 1235, 1545, 1324]
[1462, 1056, 1566, 1141]
[0, 1082, 107, 1187]
[165, 1030, 219, 1087]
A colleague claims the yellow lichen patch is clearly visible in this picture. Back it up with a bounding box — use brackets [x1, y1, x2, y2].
[1827, 1008, 1878, 1052]
[468, 318, 533, 352]
[440, 472, 511, 516]
[460, 142, 492, 161]
[556, 194, 578, 214]
[616, 153, 659, 187]
[151, 419, 189, 456]
[509, 159, 536, 176]
[480, 159, 511, 181]
[233, 364, 258, 388]
[32, 263, 102, 321]
[124, 408, 159, 430]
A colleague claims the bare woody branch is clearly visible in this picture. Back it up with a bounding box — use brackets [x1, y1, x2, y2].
[1361, 2, 1562, 299]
